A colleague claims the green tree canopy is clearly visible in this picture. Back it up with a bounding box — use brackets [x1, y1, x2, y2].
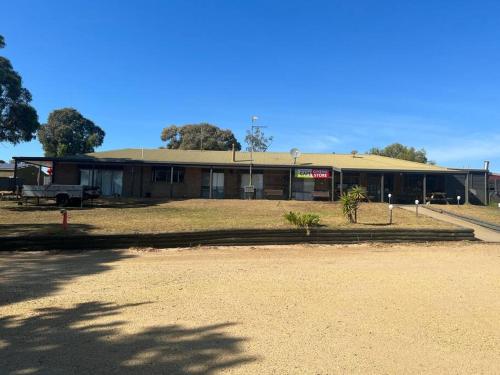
[245, 127, 273, 152]
[38, 108, 105, 157]
[161, 123, 241, 151]
[368, 143, 431, 164]
[0, 35, 40, 144]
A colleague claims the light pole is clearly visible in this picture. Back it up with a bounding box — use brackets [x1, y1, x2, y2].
[249, 116, 258, 187]
[248, 116, 267, 199]
[388, 204, 394, 225]
[457, 195, 461, 206]
[388, 193, 392, 204]
[415, 199, 420, 217]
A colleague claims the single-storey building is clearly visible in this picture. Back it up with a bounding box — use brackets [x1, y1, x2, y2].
[13, 148, 490, 205]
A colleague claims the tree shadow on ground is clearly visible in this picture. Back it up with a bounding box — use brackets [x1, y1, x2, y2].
[0, 223, 95, 237]
[0, 302, 256, 374]
[0, 250, 132, 306]
[2, 198, 168, 211]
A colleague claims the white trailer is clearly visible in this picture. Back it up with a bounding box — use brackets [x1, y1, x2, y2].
[22, 184, 100, 206]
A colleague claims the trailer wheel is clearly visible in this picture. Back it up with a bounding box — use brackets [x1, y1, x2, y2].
[56, 194, 69, 207]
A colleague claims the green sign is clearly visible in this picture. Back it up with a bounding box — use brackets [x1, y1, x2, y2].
[295, 169, 331, 179]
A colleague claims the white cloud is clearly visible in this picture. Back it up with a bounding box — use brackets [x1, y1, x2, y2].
[426, 134, 500, 167]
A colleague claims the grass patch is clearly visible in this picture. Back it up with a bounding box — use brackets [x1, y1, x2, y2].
[0, 199, 455, 237]
[435, 204, 500, 225]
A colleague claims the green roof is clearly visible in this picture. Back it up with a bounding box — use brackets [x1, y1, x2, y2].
[86, 148, 453, 172]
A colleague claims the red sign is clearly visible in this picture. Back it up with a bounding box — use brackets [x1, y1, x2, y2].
[312, 169, 331, 179]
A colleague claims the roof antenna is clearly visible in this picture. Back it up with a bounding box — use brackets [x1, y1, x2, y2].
[290, 148, 301, 165]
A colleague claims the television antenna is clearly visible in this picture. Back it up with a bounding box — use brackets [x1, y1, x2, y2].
[290, 148, 301, 164]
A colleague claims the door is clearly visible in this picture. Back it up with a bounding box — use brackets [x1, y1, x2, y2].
[201, 171, 224, 198]
[80, 169, 123, 197]
[241, 173, 264, 198]
[212, 172, 224, 198]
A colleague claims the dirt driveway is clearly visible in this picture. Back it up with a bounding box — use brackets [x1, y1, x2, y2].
[1, 242, 499, 374]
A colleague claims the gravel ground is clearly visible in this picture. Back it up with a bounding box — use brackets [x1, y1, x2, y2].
[1, 242, 499, 374]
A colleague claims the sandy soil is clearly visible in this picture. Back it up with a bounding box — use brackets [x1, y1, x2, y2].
[1, 242, 499, 374]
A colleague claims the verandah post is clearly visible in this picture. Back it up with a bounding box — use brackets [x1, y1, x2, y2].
[423, 174, 427, 204]
[465, 173, 469, 204]
[380, 173, 384, 202]
[209, 167, 213, 199]
[339, 171, 343, 197]
[331, 169, 335, 201]
[170, 165, 174, 198]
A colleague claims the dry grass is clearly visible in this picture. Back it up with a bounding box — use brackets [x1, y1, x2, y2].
[435, 204, 500, 225]
[1, 243, 499, 374]
[0, 199, 454, 237]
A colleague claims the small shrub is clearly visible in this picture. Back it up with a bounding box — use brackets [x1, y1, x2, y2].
[284, 211, 320, 235]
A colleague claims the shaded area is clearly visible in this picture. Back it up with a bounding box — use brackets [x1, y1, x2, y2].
[3, 198, 169, 211]
[0, 223, 95, 237]
[0, 250, 132, 306]
[0, 302, 255, 374]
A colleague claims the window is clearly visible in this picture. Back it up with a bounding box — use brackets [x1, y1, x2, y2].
[152, 167, 185, 183]
[153, 168, 170, 182]
[80, 168, 123, 196]
[173, 167, 185, 183]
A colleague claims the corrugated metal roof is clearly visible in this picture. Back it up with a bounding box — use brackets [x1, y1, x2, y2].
[0, 162, 30, 170]
[85, 148, 453, 172]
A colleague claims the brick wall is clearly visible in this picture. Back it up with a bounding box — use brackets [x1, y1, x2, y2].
[53, 163, 79, 184]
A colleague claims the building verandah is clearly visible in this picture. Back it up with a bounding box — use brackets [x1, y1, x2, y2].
[11, 156, 487, 204]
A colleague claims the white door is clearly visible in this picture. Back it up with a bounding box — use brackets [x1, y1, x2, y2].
[212, 172, 224, 198]
[241, 174, 264, 198]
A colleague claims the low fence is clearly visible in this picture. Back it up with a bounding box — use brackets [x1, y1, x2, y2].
[0, 228, 476, 251]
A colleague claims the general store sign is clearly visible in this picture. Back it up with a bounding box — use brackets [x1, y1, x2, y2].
[295, 169, 331, 179]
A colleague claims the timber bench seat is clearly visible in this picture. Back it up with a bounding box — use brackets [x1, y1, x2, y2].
[312, 191, 330, 200]
[264, 189, 284, 198]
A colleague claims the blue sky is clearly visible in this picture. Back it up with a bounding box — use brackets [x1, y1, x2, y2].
[1, 0, 499, 170]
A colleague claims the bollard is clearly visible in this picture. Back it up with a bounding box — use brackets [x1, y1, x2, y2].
[457, 195, 461, 206]
[388, 204, 394, 225]
[415, 199, 419, 217]
[388, 193, 392, 204]
[60, 209, 68, 230]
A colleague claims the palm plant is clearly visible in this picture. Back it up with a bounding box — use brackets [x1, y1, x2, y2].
[340, 193, 357, 223]
[340, 186, 367, 223]
[348, 185, 367, 223]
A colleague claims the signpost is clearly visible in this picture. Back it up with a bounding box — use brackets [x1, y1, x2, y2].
[295, 169, 331, 179]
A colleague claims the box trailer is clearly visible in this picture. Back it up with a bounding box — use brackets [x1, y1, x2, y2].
[22, 185, 100, 206]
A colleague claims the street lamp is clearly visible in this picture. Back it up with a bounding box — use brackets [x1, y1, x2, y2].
[388, 204, 394, 225]
[457, 195, 461, 206]
[388, 193, 392, 204]
[415, 199, 419, 217]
